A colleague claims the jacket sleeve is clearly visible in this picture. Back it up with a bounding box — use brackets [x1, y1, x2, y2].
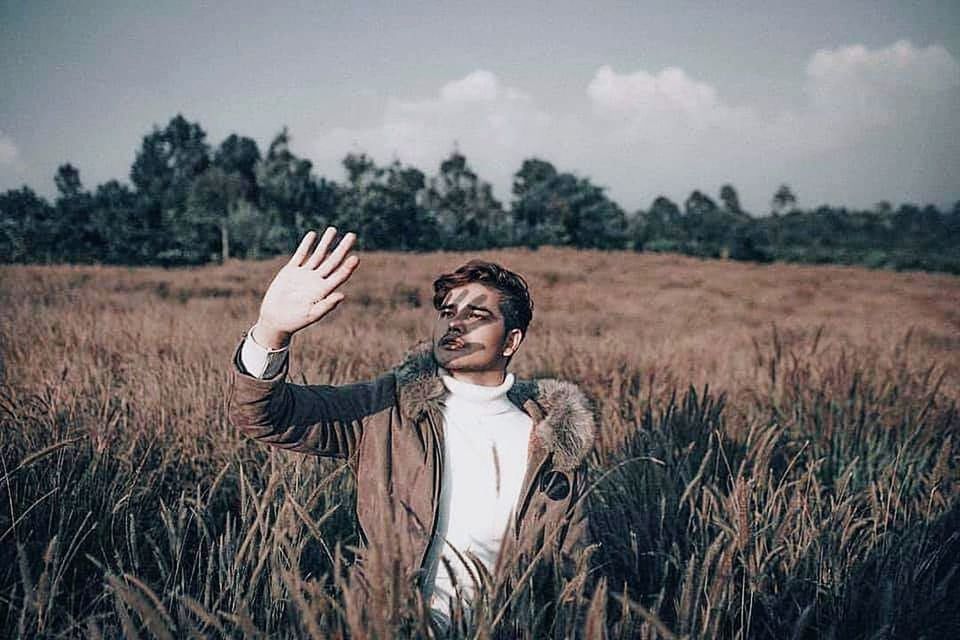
[228, 338, 396, 457]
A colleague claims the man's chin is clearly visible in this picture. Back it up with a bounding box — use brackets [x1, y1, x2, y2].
[434, 344, 462, 365]
[434, 343, 479, 369]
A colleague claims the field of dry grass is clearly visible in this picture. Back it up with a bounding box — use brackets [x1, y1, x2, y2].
[1, 248, 958, 638]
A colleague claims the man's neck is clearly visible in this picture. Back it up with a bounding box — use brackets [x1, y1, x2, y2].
[447, 368, 507, 387]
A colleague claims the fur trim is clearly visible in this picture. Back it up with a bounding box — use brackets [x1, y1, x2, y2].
[393, 342, 595, 469]
[395, 340, 438, 388]
[395, 340, 444, 422]
[528, 380, 595, 470]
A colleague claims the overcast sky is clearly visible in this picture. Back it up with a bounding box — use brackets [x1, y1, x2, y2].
[2, 0, 958, 213]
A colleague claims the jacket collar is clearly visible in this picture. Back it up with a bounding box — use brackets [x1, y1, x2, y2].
[394, 341, 594, 471]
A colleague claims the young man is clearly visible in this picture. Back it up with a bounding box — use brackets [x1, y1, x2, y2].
[229, 227, 595, 621]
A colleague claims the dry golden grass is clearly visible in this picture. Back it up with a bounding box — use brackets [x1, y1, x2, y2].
[1, 248, 958, 638]
[5, 247, 957, 398]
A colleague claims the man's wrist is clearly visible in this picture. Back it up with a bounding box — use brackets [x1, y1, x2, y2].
[251, 322, 292, 350]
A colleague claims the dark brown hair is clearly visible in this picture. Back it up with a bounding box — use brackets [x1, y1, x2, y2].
[432, 260, 534, 335]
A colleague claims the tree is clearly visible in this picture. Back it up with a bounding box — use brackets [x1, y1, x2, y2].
[130, 115, 212, 261]
[511, 157, 626, 249]
[131, 114, 211, 208]
[874, 200, 893, 216]
[186, 167, 245, 262]
[54, 163, 97, 261]
[425, 150, 505, 249]
[683, 190, 725, 255]
[90, 180, 139, 263]
[568, 184, 628, 249]
[640, 196, 684, 250]
[54, 163, 84, 199]
[511, 158, 561, 246]
[649, 196, 681, 225]
[948, 202, 960, 252]
[382, 161, 434, 250]
[719, 184, 742, 215]
[255, 128, 316, 255]
[772, 184, 797, 215]
[684, 190, 717, 218]
[0, 187, 55, 262]
[729, 222, 772, 263]
[211, 133, 281, 260]
[336, 153, 434, 250]
[214, 134, 261, 202]
[553, 174, 627, 249]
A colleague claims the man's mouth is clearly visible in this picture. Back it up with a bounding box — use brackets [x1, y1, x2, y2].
[439, 335, 466, 350]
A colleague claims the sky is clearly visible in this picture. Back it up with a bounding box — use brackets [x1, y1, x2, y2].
[1, 0, 959, 214]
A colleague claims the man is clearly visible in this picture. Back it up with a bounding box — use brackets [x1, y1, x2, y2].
[229, 226, 595, 627]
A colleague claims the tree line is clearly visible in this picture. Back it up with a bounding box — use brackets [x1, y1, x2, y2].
[2, 114, 958, 273]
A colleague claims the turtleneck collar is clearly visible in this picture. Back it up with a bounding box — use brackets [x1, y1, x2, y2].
[440, 368, 516, 403]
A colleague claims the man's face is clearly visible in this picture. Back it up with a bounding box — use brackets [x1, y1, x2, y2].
[432, 282, 522, 374]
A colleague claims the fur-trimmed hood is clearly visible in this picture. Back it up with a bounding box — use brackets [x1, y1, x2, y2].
[393, 341, 595, 471]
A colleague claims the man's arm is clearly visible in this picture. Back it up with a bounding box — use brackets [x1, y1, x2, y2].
[230, 338, 395, 456]
[228, 227, 382, 458]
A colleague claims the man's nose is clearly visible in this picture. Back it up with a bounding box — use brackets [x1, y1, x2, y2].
[448, 313, 467, 332]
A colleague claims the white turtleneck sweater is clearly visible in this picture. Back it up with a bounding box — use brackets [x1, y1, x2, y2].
[425, 371, 533, 612]
[238, 333, 534, 612]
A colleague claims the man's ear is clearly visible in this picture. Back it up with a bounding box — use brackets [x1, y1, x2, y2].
[502, 328, 524, 357]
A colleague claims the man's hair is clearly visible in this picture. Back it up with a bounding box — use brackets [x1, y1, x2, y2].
[432, 260, 534, 335]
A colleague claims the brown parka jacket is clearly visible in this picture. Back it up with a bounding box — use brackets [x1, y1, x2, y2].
[229, 338, 596, 609]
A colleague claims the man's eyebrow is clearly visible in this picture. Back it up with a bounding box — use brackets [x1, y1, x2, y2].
[466, 304, 495, 314]
[439, 302, 496, 314]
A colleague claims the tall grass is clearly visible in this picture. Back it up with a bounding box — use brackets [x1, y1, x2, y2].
[1, 250, 957, 638]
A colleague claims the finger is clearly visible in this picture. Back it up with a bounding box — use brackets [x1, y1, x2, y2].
[318, 231, 357, 277]
[323, 254, 360, 290]
[308, 292, 346, 321]
[304, 226, 338, 270]
[289, 231, 317, 267]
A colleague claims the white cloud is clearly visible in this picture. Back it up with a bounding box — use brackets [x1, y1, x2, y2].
[0, 132, 19, 165]
[310, 70, 560, 192]
[806, 40, 960, 98]
[580, 64, 762, 198]
[439, 70, 500, 103]
[304, 40, 960, 213]
[587, 65, 750, 132]
[802, 40, 960, 135]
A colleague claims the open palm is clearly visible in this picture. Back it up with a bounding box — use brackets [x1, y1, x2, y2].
[256, 227, 359, 345]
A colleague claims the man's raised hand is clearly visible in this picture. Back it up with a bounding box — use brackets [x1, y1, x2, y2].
[253, 228, 359, 349]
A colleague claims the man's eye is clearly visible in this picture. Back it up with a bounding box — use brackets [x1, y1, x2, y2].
[470, 311, 485, 319]
[439, 309, 453, 318]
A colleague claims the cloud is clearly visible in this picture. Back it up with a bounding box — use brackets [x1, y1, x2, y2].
[586, 65, 753, 134]
[802, 40, 960, 137]
[304, 40, 960, 213]
[0, 132, 19, 166]
[581, 64, 761, 196]
[583, 40, 960, 161]
[439, 70, 500, 103]
[310, 71, 563, 195]
[806, 40, 960, 98]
